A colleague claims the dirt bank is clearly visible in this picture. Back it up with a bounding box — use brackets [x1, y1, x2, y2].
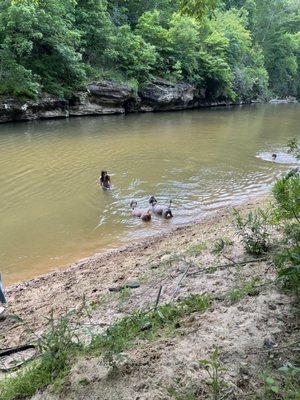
[1, 196, 299, 399]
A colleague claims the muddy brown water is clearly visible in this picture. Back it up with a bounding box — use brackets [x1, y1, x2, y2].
[0, 103, 299, 285]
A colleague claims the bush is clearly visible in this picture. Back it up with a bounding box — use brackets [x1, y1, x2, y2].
[233, 208, 271, 256]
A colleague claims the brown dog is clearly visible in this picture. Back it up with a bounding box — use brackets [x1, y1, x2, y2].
[130, 200, 151, 221]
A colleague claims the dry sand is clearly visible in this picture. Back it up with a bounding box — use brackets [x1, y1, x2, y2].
[0, 196, 299, 399]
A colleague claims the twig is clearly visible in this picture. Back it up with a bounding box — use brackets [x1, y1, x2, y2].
[0, 344, 35, 358]
[187, 258, 269, 277]
[170, 263, 191, 300]
[154, 285, 162, 310]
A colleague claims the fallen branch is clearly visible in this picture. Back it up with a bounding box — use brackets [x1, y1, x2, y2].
[0, 344, 35, 358]
[154, 285, 162, 310]
[187, 257, 269, 277]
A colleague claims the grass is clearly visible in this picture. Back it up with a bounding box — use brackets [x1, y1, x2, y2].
[89, 293, 212, 367]
[224, 276, 261, 304]
[0, 293, 212, 399]
[255, 361, 300, 399]
[186, 242, 208, 257]
[0, 312, 81, 400]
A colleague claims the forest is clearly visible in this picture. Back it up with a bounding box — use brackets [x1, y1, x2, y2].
[0, 0, 299, 101]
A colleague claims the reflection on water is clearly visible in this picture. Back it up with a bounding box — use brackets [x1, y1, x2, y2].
[0, 103, 299, 284]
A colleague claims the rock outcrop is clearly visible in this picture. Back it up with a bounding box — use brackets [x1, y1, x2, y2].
[69, 81, 134, 116]
[137, 80, 199, 111]
[0, 95, 69, 123]
[0, 78, 269, 123]
[0, 81, 134, 123]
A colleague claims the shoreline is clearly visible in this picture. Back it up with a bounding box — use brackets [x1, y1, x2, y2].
[2, 192, 299, 400]
[2, 195, 268, 347]
[6, 195, 265, 293]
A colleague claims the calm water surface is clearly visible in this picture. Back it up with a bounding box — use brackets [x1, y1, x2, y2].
[1, 104, 299, 285]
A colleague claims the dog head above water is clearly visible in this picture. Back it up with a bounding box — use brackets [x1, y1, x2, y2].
[130, 200, 138, 209]
[148, 196, 173, 218]
[130, 200, 151, 221]
[149, 196, 158, 205]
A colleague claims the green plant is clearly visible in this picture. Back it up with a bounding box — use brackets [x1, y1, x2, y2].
[198, 346, 227, 400]
[272, 169, 300, 224]
[261, 362, 300, 399]
[78, 378, 90, 386]
[0, 311, 81, 400]
[233, 208, 271, 255]
[225, 277, 261, 304]
[272, 162, 300, 297]
[186, 242, 207, 256]
[90, 293, 212, 367]
[288, 138, 300, 160]
[273, 244, 300, 297]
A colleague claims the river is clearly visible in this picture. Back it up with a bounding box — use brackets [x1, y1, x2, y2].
[0, 103, 299, 285]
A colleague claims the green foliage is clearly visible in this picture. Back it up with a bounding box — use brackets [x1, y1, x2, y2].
[272, 169, 300, 223]
[0, 0, 86, 97]
[90, 293, 211, 367]
[225, 276, 261, 303]
[186, 242, 207, 256]
[103, 25, 157, 82]
[234, 208, 271, 256]
[0, 0, 298, 99]
[0, 311, 81, 400]
[74, 0, 113, 65]
[179, 0, 217, 20]
[198, 346, 227, 400]
[254, 0, 300, 97]
[273, 244, 300, 297]
[271, 141, 300, 297]
[36, 310, 80, 375]
[261, 362, 300, 399]
[288, 138, 300, 160]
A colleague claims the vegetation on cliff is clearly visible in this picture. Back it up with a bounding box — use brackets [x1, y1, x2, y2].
[0, 0, 299, 100]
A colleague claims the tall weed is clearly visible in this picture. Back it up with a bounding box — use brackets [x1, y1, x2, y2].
[233, 208, 271, 256]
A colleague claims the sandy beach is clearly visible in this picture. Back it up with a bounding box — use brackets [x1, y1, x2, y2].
[1, 195, 298, 399]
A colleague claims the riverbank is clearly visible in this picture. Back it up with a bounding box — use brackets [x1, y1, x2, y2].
[1, 194, 299, 399]
[0, 80, 298, 123]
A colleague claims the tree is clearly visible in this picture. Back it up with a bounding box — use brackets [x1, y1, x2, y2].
[103, 25, 157, 81]
[0, 0, 85, 97]
[75, 0, 113, 65]
[179, 0, 217, 19]
[254, 0, 300, 96]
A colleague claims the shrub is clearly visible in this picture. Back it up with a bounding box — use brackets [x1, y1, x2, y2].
[233, 208, 271, 256]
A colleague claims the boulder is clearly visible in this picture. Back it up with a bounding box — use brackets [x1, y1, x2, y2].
[69, 80, 134, 116]
[137, 81, 198, 111]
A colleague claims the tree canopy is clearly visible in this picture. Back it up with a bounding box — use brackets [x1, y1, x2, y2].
[0, 0, 299, 100]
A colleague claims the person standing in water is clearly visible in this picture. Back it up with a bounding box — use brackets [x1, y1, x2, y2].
[272, 154, 277, 161]
[99, 170, 112, 189]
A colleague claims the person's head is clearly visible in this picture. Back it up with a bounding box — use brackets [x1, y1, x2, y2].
[272, 154, 277, 160]
[101, 170, 108, 179]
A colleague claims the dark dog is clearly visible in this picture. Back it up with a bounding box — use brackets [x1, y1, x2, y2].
[130, 200, 151, 222]
[149, 196, 173, 218]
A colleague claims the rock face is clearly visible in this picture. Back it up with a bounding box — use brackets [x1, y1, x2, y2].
[0, 95, 69, 123]
[137, 81, 199, 111]
[69, 81, 134, 116]
[0, 81, 134, 123]
[0, 79, 258, 123]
